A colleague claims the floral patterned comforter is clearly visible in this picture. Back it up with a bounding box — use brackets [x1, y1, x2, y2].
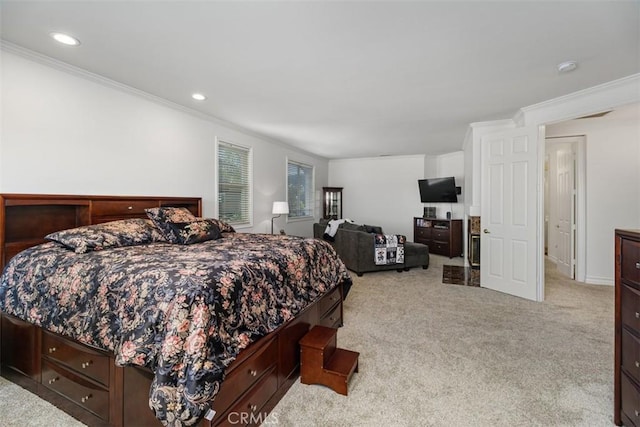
[0, 233, 351, 426]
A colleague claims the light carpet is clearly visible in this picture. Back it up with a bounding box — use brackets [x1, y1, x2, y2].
[0, 256, 615, 426]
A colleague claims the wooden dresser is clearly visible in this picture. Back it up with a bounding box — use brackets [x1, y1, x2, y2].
[615, 229, 640, 426]
[413, 217, 462, 258]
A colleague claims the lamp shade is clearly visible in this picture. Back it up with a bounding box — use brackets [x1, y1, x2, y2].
[272, 201, 289, 215]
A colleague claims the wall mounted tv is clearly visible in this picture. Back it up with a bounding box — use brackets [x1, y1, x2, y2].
[418, 177, 458, 203]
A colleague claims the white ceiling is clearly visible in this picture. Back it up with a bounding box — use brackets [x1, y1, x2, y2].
[1, 1, 639, 159]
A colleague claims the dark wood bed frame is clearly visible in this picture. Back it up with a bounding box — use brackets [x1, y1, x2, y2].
[0, 194, 344, 427]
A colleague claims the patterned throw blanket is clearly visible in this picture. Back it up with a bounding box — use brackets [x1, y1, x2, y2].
[374, 234, 406, 265]
[0, 234, 351, 426]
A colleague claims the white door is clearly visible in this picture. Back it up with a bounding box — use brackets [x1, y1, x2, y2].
[481, 126, 540, 301]
[555, 143, 575, 278]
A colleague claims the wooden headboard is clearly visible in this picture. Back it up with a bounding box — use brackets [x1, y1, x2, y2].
[0, 194, 202, 271]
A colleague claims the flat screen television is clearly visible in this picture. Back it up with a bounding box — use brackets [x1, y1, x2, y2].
[418, 177, 458, 203]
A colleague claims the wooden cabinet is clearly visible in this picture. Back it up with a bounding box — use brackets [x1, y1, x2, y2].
[615, 229, 640, 426]
[413, 217, 462, 258]
[322, 187, 343, 220]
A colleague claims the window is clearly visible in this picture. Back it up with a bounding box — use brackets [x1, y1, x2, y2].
[287, 159, 314, 219]
[217, 140, 252, 226]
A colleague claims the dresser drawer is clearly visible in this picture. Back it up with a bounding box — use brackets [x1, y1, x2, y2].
[430, 241, 450, 255]
[622, 285, 640, 332]
[415, 228, 430, 239]
[318, 287, 341, 317]
[42, 332, 110, 386]
[622, 238, 640, 287]
[622, 328, 640, 384]
[42, 360, 110, 421]
[318, 302, 342, 329]
[91, 200, 158, 217]
[622, 373, 640, 425]
[213, 337, 278, 416]
[432, 229, 449, 240]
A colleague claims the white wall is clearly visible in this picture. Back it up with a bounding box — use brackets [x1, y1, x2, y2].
[546, 104, 640, 284]
[328, 155, 425, 239]
[0, 50, 328, 237]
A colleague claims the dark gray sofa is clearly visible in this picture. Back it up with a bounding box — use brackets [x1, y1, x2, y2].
[313, 221, 429, 276]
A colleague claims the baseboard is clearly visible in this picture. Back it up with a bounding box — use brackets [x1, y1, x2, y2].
[584, 276, 614, 286]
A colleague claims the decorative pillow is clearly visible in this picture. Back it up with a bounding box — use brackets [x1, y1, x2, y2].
[206, 218, 236, 233]
[163, 219, 222, 245]
[145, 207, 198, 240]
[45, 218, 166, 254]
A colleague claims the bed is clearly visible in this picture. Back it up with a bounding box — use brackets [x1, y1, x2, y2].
[0, 194, 352, 427]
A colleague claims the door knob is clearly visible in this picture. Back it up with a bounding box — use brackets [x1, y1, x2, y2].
[483, 229, 490, 234]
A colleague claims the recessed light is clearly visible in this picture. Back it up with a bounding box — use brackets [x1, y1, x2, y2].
[50, 32, 81, 46]
[192, 93, 207, 101]
[557, 61, 577, 73]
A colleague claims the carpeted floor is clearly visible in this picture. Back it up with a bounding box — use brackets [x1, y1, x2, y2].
[0, 256, 615, 426]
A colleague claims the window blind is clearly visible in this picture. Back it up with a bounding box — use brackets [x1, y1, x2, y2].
[218, 141, 252, 225]
[287, 160, 314, 218]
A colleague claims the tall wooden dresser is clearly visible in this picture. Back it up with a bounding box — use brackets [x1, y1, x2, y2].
[615, 229, 640, 425]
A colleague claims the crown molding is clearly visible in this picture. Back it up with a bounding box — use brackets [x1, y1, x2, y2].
[0, 41, 329, 161]
[520, 73, 640, 125]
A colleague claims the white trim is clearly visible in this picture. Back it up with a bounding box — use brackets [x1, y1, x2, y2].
[1, 41, 329, 161]
[521, 73, 640, 126]
[536, 125, 546, 302]
[585, 276, 615, 286]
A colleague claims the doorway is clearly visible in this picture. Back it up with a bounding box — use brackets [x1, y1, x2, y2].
[544, 136, 586, 282]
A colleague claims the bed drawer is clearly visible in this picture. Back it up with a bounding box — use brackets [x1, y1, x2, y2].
[42, 359, 110, 421]
[318, 286, 341, 318]
[213, 337, 278, 416]
[91, 200, 158, 217]
[319, 302, 342, 329]
[216, 365, 278, 427]
[42, 331, 110, 386]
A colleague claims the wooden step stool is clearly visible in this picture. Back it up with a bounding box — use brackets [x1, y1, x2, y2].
[299, 325, 359, 396]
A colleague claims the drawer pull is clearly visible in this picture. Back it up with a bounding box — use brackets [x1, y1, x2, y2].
[48, 347, 57, 354]
[249, 369, 258, 377]
[636, 262, 640, 270]
[636, 409, 639, 417]
[81, 394, 92, 403]
[636, 361, 640, 368]
[636, 312, 639, 319]
[48, 376, 59, 385]
[81, 360, 93, 369]
[127, 206, 133, 210]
